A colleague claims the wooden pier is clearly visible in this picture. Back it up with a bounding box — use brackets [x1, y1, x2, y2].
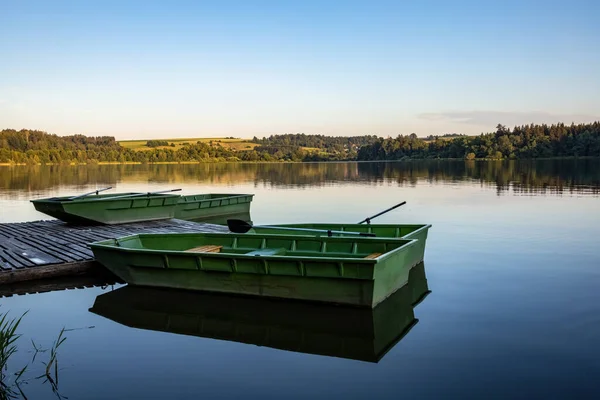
[0, 219, 228, 284]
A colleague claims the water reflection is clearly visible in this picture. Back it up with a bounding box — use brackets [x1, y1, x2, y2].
[0, 268, 122, 298]
[89, 262, 430, 363]
[1, 159, 598, 196]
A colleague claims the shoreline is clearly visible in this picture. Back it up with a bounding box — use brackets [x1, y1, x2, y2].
[0, 156, 598, 167]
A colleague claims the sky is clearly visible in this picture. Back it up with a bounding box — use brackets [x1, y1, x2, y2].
[1, 0, 599, 140]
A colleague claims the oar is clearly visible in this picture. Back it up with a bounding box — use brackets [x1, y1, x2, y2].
[357, 201, 406, 224]
[94, 189, 182, 202]
[227, 219, 376, 237]
[68, 187, 113, 200]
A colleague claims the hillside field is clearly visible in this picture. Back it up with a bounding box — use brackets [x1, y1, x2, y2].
[118, 137, 259, 151]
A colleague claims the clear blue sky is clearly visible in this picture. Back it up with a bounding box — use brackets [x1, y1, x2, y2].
[1, 0, 599, 139]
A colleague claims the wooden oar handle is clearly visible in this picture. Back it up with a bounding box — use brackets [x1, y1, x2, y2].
[358, 201, 406, 224]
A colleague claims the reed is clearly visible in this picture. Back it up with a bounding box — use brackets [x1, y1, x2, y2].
[1, 309, 68, 400]
[0, 310, 27, 400]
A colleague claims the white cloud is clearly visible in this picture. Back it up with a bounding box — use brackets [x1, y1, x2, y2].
[418, 111, 600, 127]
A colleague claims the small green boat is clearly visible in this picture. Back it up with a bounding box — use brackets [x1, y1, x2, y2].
[31, 190, 182, 225]
[88, 262, 430, 363]
[31, 188, 255, 225]
[89, 232, 420, 307]
[174, 193, 254, 221]
[229, 221, 432, 268]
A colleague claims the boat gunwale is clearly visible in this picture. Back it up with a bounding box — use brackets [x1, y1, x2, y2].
[250, 223, 432, 240]
[268, 223, 433, 235]
[31, 192, 182, 204]
[178, 193, 255, 203]
[88, 232, 420, 263]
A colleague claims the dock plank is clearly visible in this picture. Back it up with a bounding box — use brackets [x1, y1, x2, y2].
[0, 249, 36, 269]
[24, 235, 89, 261]
[0, 251, 20, 270]
[0, 224, 26, 238]
[32, 234, 93, 258]
[2, 237, 65, 264]
[0, 243, 38, 266]
[52, 229, 107, 244]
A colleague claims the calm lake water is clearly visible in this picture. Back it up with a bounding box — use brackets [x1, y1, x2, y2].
[1, 160, 599, 399]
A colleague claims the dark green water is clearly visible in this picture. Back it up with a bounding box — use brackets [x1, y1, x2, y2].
[1, 159, 599, 399]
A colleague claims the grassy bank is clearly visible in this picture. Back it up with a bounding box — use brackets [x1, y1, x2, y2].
[118, 137, 259, 151]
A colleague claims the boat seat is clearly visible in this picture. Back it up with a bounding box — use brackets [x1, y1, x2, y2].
[245, 248, 286, 256]
[185, 245, 223, 253]
[364, 252, 382, 259]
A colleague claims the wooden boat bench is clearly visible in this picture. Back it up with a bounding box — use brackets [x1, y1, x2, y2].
[364, 252, 382, 259]
[185, 245, 223, 253]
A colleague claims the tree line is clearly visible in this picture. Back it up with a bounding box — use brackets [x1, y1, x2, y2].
[146, 140, 172, 147]
[1, 122, 599, 164]
[357, 123, 600, 160]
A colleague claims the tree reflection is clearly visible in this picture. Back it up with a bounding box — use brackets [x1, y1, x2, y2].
[0, 159, 598, 196]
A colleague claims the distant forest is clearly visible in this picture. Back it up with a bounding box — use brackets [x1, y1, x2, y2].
[1, 122, 599, 165]
[357, 123, 600, 161]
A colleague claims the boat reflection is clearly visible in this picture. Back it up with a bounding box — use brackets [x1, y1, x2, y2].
[89, 262, 430, 363]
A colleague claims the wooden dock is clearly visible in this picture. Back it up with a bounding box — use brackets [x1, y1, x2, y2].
[0, 219, 228, 284]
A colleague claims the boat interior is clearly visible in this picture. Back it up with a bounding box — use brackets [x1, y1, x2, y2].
[104, 233, 416, 260]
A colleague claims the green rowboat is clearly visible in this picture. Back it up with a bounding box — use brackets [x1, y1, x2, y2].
[234, 222, 432, 268]
[174, 193, 254, 221]
[31, 191, 182, 225]
[89, 232, 420, 307]
[31, 190, 254, 225]
[88, 262, 430, 363]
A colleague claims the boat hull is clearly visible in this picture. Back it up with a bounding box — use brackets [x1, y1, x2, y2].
[89, 232, 420, 308]
[31, 192, 181, 225]
[89, 262, 429, 363]
[250, 223, 431, 267]
[174, 193, 254, 221]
